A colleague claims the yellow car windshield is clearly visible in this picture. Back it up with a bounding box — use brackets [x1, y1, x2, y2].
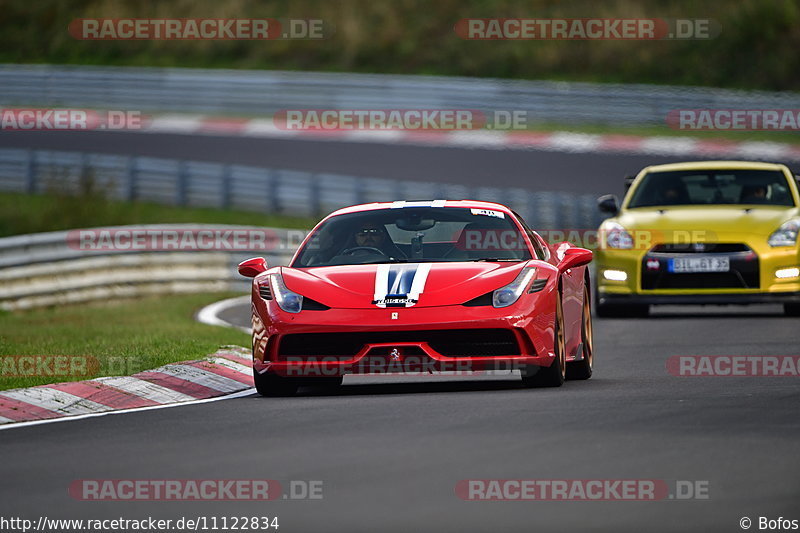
[628, 169, 795, 208]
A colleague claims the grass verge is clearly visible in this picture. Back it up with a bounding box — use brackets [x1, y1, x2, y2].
[0, 293, 250, 391]
[0, 191, 315, 238]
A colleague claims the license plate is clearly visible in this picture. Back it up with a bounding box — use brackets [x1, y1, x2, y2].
[668, 256, 730, 273]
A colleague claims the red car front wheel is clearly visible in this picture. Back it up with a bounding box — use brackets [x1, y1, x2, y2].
[521, 292, 565, 388]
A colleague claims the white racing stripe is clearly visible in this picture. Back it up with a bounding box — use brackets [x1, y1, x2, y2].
[156, 364, 249, 393]
[93, 377, 196, 404]
[207, 357, 253, 376]
[373, 264, 391, 307]
[406, 263, 432, 306]
[373, 263, 433, 308]
[0, 388, 110, 416]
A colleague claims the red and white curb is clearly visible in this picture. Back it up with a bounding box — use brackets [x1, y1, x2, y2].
[0, 345, 254, 429]
[139, 114, 800, 161]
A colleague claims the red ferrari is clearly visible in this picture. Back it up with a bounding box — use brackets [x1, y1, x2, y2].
[238, 200, 594, 396]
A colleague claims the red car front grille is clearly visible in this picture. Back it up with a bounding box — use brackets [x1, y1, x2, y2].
[277, 329, 521, 359]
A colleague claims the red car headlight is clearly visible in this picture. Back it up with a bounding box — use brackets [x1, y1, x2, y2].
[272, 273, 303, 313]
[493, 267, 537, 308]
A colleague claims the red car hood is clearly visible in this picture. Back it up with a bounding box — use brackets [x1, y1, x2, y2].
[281, 262, 527, 309]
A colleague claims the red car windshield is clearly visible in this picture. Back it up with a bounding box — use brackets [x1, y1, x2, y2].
[292, 206, 534, 267]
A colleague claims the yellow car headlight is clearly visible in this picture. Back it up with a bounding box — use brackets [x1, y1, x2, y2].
[768, 219, 800, 247]
[604, 222, 634, 249]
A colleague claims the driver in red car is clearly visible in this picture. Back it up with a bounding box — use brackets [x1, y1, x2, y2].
[354, 223, 386, 248]
[347, 223, 406, 259]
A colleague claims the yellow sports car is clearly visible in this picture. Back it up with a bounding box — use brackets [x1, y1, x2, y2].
[594, 161, 800, 317]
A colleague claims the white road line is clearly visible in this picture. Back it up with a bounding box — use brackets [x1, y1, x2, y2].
[0, 389, 256, 431]
[448, 130, 508, 148]
[0, 388, 110, 416]
[207, 357, 252, 376]
[344, 130, 405, 143]
[157, 364, 249, 393]
[133, 115, 800, 160]
[92, 377, 196, 404]
[736, 141, 790, 160]
[145, 115, 204, 133]
[242, 119, 301, 137]
[547, 132, 603, 153]
[195, 295, 252, 333]
[638, 137, 698, 155]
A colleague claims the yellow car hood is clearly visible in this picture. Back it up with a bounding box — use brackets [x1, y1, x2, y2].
[614, 205, 799, 239]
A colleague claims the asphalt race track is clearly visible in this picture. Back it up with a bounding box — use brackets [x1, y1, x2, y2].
[1, 133, 798, 532]
[1, 304, 798, 532]
[0, 130, 705, 196]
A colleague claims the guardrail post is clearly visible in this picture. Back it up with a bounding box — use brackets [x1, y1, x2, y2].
[26, 150, 37, 194]
[578, 195, 596, 229]
[267, 168, 281, 213]
[177, 161, 189, 206]
[309, 173, 321, 217]
[221, 164, 232, 209]
[554, 193, 568, 231]
[80, 152, 90, 194]
[355, 178, 366, 205]
[530, 191, 555, 230]
[393, 179, 404, 201]
[126, 156, 137, 201]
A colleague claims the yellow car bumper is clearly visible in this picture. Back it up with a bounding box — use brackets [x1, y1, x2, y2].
[595, 241, 800, 305]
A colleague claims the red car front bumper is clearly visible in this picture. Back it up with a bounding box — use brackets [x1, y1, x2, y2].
[251, 287, 559, 378]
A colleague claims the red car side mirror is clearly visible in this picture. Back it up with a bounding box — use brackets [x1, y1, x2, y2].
[559, 247, 593, 272]
[238, 257, 268, 278]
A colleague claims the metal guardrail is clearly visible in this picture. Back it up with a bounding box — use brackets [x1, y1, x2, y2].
[2, 64, 800, 126]
[0, 148, 604, 230]
[0, 144, 604, 310]
[0, 224, 298, 310]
